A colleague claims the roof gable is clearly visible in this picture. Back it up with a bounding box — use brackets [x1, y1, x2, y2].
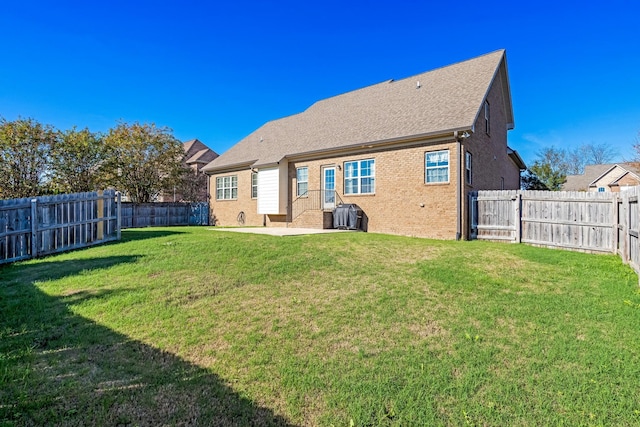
[204, 50, 511, 172]
[588, 163, 640, 188]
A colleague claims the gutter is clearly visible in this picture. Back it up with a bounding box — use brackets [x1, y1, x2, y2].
[454, 131, 462, 240]
[286, 127, 474, 162]
[454, 129, 473, 240]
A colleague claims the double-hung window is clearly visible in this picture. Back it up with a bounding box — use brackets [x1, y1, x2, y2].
[296, 167, 308, 197]
[425, 150, 449, 183]
[484, 101, 490, 135]
[216, 175, 238, 200]
[251, 172, 258, 199]
[344, 159, 375, 194]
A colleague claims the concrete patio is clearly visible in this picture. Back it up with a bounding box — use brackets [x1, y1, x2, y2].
[208, 227, 350, 236]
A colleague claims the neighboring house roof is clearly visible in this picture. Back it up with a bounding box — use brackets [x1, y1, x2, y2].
[563, 164, 614, 191]
[186, 148, 218, 165]
[203, 49, 512, 172]
[563, 163, 640, 191]
[183, 139, 219, 167]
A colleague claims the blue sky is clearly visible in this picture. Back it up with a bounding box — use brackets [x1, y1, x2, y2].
[1, 0, 638, 166]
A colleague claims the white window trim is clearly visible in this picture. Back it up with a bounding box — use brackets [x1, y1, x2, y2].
[215, 175, 238, 200]
[425, 150, 450, 184]
[465, 152, 472, 185]
[484, 101, 490, 135]
[296, 167, 308, 197]
[344, 159, 375, 195]
[251, 172, 258, 199]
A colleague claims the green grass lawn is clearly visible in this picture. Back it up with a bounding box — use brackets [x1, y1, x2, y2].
[2, 227, 640, 426]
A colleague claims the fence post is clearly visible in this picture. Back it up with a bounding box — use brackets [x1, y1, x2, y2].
[515, 192, 522, 243]
[623, 195, 631, 263]
[30, 198, 38, 258]
[612, 193, 619, 254]
[97, 190, 104, 241]
[116, 192, 122, 240]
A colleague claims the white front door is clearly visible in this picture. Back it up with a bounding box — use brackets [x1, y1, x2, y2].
[322, 166, 336, 210]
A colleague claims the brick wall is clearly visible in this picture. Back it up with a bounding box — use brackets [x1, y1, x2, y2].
[287, 141, 459, 239]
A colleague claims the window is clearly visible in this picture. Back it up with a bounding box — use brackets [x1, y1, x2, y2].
[251, 172, 258, 199]
[598, 187, 605, 192]
[216, 175, 237, 200]
[344, 159, 375, 194]
[296, 167, 308, 197]
[425, 150, 449, 183]
[465, 152, 472, 185]
[484, 101, 490, 135]
[501, 177, 505, 190]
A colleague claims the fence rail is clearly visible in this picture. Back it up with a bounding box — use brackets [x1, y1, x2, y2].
[471, 188, 640, 279]
[121, 202, 209, 228]
[0, 190, 120, 265]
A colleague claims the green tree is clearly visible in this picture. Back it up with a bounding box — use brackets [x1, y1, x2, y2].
[50, 127, 107, 193]
[0, 117, 57, 199]
[529, 147, 568, 191]
[102, 122, 185, 202]
[520, 169, 548, 190]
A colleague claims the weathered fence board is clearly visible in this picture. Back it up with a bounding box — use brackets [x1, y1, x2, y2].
[472, 190, 617, 253]
[121, 202, 209, 228]
[472, 188, 640, 281]
[0, 190, 120, 265]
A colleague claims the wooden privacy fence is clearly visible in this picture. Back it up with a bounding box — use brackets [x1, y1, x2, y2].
[121, 202, 209, 228]
[471, 188, 640, 277]
[0, 190, 121, 265]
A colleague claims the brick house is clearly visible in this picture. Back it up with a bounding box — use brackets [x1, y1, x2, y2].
[202, 50, 525, 239]
[563, 163, 640, 193]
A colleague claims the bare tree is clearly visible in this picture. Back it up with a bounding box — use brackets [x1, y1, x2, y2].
[565, 143, 618, 175]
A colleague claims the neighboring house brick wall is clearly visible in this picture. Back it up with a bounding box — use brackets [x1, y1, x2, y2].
[614, 173, 640, 191]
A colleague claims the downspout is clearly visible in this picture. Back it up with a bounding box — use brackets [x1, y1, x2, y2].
[454, 131, 462, 240]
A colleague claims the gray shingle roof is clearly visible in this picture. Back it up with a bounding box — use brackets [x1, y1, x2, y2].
[204, 50, 510, 172]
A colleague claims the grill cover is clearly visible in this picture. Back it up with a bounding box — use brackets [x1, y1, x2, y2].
[333, 204, 362, 230]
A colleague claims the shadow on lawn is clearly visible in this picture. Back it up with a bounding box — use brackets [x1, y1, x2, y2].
[0, 256, 296, 426]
